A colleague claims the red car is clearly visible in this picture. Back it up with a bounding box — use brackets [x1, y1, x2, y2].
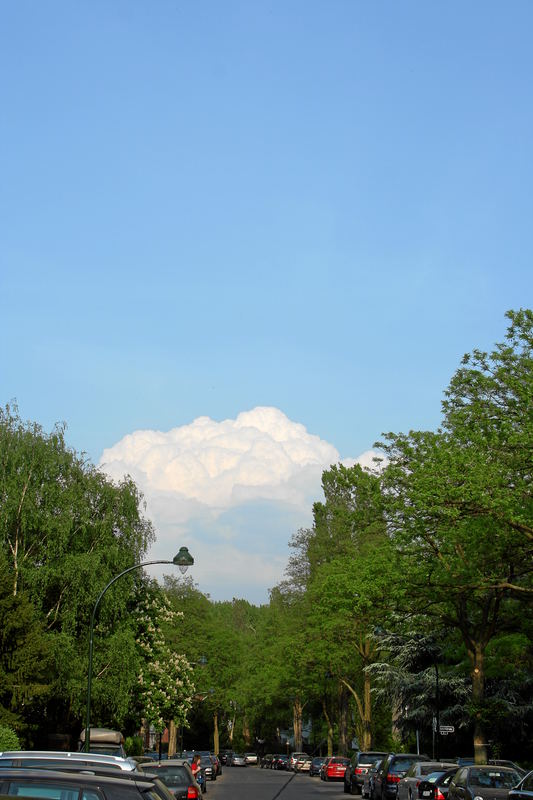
[325, 756, 351, 781]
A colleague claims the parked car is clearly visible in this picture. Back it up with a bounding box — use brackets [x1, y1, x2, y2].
[509, 769, 533, 800]
[0, 751, 136, 772]
[397, 762, 458, 800]
[321, 757, 333, 780]
[0, 767, 178, 800]
[344, 751, 389, 795]
[272, 755, 289, 770]
[245, 753, 258, 765]
[418, 768, 459, 800]
[230, 753, 247, 767]
[141, 759, 202, 800]
[50, 762, 200, 800]
[310, 757, 326, 777]
[218, 751, 233, 766]
[298, 756, 313, 772]
[448, 765, 522, 800]
[290, 752, 307, 771]
[373, 754, 431, 800]
[324, 757, 351, 781]
[364, 760, 384, 799]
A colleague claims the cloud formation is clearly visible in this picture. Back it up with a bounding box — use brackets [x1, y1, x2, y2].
[99, 407, 378, 603]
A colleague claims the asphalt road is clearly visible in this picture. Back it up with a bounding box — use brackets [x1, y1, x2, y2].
[205, 766, 346, 800]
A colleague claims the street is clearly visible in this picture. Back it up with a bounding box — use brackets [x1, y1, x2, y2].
[206, 767, 346, 800]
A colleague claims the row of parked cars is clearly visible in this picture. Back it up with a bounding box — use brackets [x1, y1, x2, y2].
[0, 749, 207, 800]
[311, 749, 530, 800]
[260, 751, 315, 771]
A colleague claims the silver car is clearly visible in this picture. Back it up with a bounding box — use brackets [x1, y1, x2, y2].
[0, 751, 136, 772]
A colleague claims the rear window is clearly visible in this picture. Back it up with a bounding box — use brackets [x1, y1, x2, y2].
[331, 758, 350, 765]
[151, 768, 189, 788]
[391, 758, 420, 773]
[469, 770, 519, 788]
[360, 754, 385, 765]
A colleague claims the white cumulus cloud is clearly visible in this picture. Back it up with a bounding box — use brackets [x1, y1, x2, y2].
[99, 406, 379, 603]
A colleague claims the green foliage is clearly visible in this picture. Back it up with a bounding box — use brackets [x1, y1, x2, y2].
[0, 724, 20, 750]
[0, 404, 157, 739]
[0, 550, 52, 732]
[124, 735, 143, 756]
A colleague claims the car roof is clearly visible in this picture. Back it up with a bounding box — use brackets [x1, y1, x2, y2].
[0, 752, 134, 770]
[0, 768, 154, 786]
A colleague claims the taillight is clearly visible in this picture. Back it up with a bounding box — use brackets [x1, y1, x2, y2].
[355, 768, 365, 775]
[187, 787, 199, 799]
[435, 790, 445, 800]
[387, 774, 401, 784]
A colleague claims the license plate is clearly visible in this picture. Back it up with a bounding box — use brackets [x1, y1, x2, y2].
[422, 792, 431, 796]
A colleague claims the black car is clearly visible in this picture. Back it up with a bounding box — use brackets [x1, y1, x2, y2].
[365, 761, 384, 799]
[448, 765, 521, 800]
[140, 759, 202, 800]
[218, 751, 233, 766]
[373, 754, 431, 800]
[418, 769, 459, 800]
[0, 768, 179, 800]
[345, 751, 389, 795]
[310, 757, 326, 777]
[272, 755, 289, 770]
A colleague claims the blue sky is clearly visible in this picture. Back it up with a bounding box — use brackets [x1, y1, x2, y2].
[2, 1, 532, 601]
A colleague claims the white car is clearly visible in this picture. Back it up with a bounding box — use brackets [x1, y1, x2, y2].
[245, 753, 258, 765]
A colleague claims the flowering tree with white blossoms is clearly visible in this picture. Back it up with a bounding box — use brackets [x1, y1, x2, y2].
[135, 588, 195, 732]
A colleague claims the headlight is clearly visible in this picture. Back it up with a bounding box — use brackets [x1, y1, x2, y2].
[473, 795, 484, 800]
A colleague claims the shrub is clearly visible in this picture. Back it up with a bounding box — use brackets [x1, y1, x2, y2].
[0, 725, 20, 751]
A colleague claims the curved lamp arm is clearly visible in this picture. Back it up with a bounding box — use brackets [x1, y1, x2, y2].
[85, 549, 194, 752]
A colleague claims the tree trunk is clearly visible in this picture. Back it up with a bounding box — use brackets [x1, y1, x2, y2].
[293, 698, 303, 752]
[213, 711, 219, 755]
[242, 713, 251, 747]
[338, 683, 348, 756]
[168, 720, 177, 757]
[228, 708, 236, 744]
[322, 698, 334, 756]
[362, 668, 372, 750]
[469, 643, 488, 764]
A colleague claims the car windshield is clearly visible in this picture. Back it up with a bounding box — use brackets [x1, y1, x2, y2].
[469, 770, 519, 788]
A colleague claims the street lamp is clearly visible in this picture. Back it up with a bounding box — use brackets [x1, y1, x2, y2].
[84, 547, 194, 752]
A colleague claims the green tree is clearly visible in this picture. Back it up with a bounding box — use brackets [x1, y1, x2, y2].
[0, 404, 155, 738]
[378, 309, 533, 762]
[0, 550, 52, 736]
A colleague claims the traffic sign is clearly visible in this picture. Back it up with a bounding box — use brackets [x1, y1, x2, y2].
[439, 725, 455, 735]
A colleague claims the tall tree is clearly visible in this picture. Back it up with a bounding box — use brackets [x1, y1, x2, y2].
[0, 404, 156, 738]
[378, 309, 533, 762]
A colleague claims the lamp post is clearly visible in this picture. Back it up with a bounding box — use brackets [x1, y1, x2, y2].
[84, 546, 194, 753]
